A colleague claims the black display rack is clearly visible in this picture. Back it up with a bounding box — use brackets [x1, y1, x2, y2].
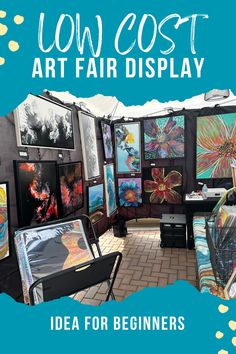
[28, 214, 122, 305]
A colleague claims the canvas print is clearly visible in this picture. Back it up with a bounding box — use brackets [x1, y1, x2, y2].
[14, 94, 75, 150]
[88, 184, 105, 224]
[14, 218, 93, 304]
[58, 162, 83, 217]
[118, 178, 142, 207]
[114, 122, 141, 174]
[79, 112, 100, 180]
[144, 116, 185, 160]
[104, 164, 117, 217]
[101, 121, 114, 160]
[14, 161, 58, 227]
[0, 182, 10, 261]
[143, 167, 183, 204]
[196, 113, 236, 179]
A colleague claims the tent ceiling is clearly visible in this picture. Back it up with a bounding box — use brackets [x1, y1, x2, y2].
[49, 89, 236, 119]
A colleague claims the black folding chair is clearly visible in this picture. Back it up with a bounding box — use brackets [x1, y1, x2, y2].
[27, 214, 122, 305]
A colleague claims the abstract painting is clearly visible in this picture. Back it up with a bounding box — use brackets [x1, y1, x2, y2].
[196, 113, 236, 179]
[118, 178, 142, 207]
[14, 161, 58, 227]
[144, 116, 185, 160]
[104, 164, 117, 217]
[14, 94, 75, 150]
[14, 218, 93, 304]
[88, 184, 104, 224]
[101, 121, 114, 160]
[143, 167, 183, 205]
[79, 112, 100, 180]
[58, 162, 83, 217]
[114, 122, 141, 174]
[0, 182, 10, 261]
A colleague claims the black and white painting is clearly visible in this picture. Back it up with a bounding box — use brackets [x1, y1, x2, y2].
[14, 94, 75, 150]
[78, 112, 100, 180]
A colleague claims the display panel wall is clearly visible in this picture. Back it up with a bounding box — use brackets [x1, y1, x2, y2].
[0, 93, 111, 301]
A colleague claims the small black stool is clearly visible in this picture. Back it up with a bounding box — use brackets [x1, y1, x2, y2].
[160, 214, 187, 248]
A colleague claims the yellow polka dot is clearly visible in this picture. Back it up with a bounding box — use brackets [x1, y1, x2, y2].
[14, 15, 24, 25]
[229, 320, 236, 331]
[216, 331, 224, 339]
[218, 304, 229, 314]
[218, 350, 228, 354]
[8, 41, 20, 52]
[0, 10, 6, 18]
[232, 337, 236, 346]
[0, 57, 5, 65]
[0, 23, 8, 36]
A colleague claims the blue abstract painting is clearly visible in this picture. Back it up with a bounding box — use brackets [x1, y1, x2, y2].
[114, 122, 141, 174]
[104, 164, 117, 217]
[88, 184, 104, 224]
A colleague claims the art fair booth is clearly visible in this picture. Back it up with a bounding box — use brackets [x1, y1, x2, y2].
[1, 89, 236, 304]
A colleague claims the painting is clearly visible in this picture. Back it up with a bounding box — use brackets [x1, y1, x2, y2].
[14, 161, 59, 227]
[196, 113, 236, 179]
[79, 112, 100, 180]
[143, 167, 183, 205]
[14, 218, 93, 304]
[143, 116, 185, 160]
[118, 178, 142, 207]
[88, 184, 104, 224]
[0, 182, 10, 261]
[104, 164, 117, 217]
[114, 122, 141, 174]
[58, 162, 83, 217]
[101, 121, 114, 160]
[14, 94, 75, 150]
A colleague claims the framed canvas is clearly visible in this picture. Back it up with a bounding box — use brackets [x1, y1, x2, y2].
[143, 116, 185, 160]
[224, 268, 236, 300]
[88, 184, 105, 224]
[114, 122, 141, 174]
[196, 113, 236, 179]
[118, 178, 142, 207]
[58, 161, 83, 217]
[143, 167, 183, 205]
[78, 112, 100, 180]
[0, 182, 10, 261]
[14, 160, 59, 227]
[104, 164, 117, 217]
[101, 121, 114, 160]
[14, 94, 75, 150]
[14, 217, 93, 304]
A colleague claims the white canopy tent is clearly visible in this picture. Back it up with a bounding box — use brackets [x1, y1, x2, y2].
[50, 89, 236, 119]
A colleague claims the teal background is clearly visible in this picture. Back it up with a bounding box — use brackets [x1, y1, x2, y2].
[1, 282, 236, 353]
[0, 0, 235, 114]
[1, 0, 236, 352]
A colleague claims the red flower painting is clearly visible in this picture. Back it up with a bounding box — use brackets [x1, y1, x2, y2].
[196, 114, 236, 178]
[143, 167, 183, 204]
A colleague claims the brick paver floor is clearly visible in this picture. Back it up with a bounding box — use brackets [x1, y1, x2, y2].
[74, 226, 197, 305]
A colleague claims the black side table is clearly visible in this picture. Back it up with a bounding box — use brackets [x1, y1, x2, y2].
[184, 195, 220, 249]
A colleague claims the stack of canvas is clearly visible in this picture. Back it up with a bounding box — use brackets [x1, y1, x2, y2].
[14, 218, 93, 304]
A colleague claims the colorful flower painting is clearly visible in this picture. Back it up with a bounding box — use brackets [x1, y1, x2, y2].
[144, 116, 185, 160]
[114, 122, 141, 174]
[196, 114, 236, 179]
[143, 167, 183, 204]
[14, 161, 58, 227]
[88, 184, 105, 224]
[0, 182, 10, 261]
[118, 178, 142, 207]
[104, 164, 117, 217]
[101, 122, 114, 160]
[58, 162, 83, 217]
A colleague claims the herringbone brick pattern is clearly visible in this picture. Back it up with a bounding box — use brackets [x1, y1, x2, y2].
[74, 228, 197, 305]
